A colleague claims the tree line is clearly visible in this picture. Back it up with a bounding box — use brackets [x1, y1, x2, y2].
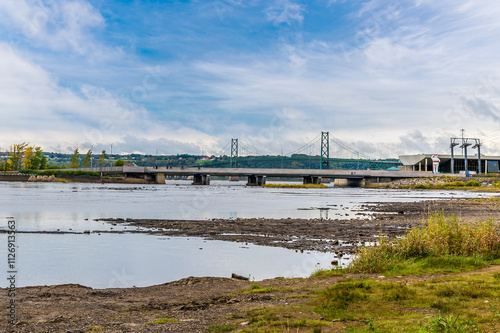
[0, 143, 123, 171]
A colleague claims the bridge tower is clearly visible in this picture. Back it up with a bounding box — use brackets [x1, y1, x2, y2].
[320, 131, 330, 169]
[230, 138, 238, 168]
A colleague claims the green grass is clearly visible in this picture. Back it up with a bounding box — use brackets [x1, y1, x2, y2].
[240, 282, 277, 294]
[145, 317, 179, 324]
[349, 213, 500, 275]
[262, 183, 328, 188]
[207, 324, 238, 332]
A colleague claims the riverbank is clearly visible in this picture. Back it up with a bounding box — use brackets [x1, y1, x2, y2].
[2, 197, 500, 332]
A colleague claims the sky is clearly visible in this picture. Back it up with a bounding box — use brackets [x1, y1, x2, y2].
[1, 0, 500, 158]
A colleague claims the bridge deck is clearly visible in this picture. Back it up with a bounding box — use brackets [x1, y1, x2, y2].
[73, 166, 439, 179]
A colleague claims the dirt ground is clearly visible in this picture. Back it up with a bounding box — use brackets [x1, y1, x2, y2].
[3, 197, 500, 332]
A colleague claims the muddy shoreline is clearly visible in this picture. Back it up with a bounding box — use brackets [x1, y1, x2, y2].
[3, 198, 500, 332]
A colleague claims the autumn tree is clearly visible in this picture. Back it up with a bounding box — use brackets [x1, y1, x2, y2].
[22, 146, 34, 169]
[22, 145, 46, 170]
[69, 148, 80, 168]
[82, 149, 92, 168]
[7, 142, 28, 170]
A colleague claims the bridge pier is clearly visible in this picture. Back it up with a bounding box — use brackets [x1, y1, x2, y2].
[192, 174, 211, 185]
[155, 173, 165, 184]
[346, 178, 364, 187]
[303, 176, 322, 185]
[246, 175, 266, 186]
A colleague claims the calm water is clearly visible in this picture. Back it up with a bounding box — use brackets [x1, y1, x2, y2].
[0, 181, 494, 288]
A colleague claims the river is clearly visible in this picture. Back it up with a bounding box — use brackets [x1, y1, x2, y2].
[0, 180, 493, 288]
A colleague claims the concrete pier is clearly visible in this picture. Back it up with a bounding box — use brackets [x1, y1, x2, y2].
[156, 173, 165, 184]
[192, 174, 210, 185]
[247, 175, 266, 186]
[303, 176, 322, 184]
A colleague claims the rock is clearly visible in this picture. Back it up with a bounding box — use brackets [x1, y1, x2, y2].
[231, 273, 249, 281]
[331, 260, 339, 266]
[28, 175, 36, 182]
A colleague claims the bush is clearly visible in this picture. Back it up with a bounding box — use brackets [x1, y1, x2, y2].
[465, 180, 481, 187]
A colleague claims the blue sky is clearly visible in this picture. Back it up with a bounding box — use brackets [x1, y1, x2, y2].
[1, 0, 500, 158]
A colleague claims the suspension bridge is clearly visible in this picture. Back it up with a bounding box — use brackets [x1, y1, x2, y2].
[66, 131, 439, 186]
[201, 131, 401, 170]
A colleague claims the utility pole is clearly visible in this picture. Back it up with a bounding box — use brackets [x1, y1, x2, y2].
[461, 139, 471, 177]
[450, 139, 459, 174]
[473, 139, 482, 174]
[110, 143, 113, 158]
[461, 129, 465, 155]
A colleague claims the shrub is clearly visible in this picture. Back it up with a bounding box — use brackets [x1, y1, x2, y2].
[465, 180, 481, 187]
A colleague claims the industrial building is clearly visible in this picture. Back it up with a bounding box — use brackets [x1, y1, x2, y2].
[399, 154, 500, 174]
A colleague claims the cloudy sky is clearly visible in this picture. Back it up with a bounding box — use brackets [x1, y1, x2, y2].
[1, 0, 500, 158]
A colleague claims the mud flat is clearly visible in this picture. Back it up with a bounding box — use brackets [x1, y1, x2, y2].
[94, 197, 500, 254]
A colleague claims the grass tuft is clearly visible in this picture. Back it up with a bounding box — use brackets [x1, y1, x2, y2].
[145, 318, 179, 324]
[207, 324, 237, 332]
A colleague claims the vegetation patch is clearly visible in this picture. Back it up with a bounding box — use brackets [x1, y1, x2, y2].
[145, 317, 179, 324]
[348, 213, 500, 275]
[240, 283, 277, 294]
[20, 169, 102, 177]
[207, 324, 238, 332]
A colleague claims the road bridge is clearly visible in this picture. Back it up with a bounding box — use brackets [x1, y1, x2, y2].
[74, 166, 439, 187]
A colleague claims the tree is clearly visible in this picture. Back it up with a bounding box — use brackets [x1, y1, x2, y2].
[69, 148, 80, 168]
[22, 146, 35, 169]
[40, 155, 47, 170]
[98, 150, 106, 167]
[30, 146, 44, 170]
[82, 150, 92, 168]
[114, 159, 125, 166]
[7, 142, 28, 170]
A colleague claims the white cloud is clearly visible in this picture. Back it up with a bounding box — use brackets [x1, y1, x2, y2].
[0, 43, 217, 154]
[0, 0, 119, 58]
[266, 0, 305, 26]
